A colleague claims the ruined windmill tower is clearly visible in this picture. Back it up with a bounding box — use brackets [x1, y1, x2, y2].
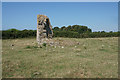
[37, 15, 53, 45]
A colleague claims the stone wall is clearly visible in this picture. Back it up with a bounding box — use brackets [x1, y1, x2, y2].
[37, 15, 53, 45]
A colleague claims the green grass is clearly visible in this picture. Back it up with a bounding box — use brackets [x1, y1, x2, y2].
[2, 37, 118, 78]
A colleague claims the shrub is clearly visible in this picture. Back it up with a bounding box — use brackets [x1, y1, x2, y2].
[26, 45, 31, 48]
[42, 43, 46, 47]
[33, 46, 38, 48]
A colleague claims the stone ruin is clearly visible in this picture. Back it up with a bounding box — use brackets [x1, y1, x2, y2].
[37, 15, 53, 45]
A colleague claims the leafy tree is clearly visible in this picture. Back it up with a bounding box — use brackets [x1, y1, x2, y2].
[60, 26, 66, 31]
[53, 27, 59, 31]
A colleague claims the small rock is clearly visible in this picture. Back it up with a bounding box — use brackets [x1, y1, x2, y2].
[54, 46, 56, 48]
[11, 44, 14, 46]
[83, 44, 86, 47]
[61, 46, 64, 48]
[76, 53, 79, 55]
[50, 42, 54, 46]
[102, 44, 104, 47]
[77, 42, 80, 45]
[34, 72, 39, 75]
[81, 72, 83, 74]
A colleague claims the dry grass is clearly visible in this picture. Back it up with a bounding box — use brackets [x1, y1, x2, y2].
[2, 37, 118, 78]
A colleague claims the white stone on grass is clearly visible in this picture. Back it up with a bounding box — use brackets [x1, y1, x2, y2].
[61, 46, 64, 48]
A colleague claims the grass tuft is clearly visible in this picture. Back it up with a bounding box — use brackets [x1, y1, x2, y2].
[25, 45, 39, 49]
[42, 43, 46, 47]
[26, 45, 31, 48]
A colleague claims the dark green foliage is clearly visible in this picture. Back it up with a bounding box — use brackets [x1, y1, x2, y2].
[52, 27, 59, 31]
[60, 26, 66, 31]
[25, 45, 38, 49]
[2, 29, 36, 39]
[53, 25, 119, 38]
[1, 25, 119, 39]
[53, 31, 79, 38]
[42, 43, 46, 47]
[84, 46, 87, 49]
[26, 45, 31, 49]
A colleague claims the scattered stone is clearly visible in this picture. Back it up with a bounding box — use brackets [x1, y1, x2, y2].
[102, 44, 104, 47]
[75, 48, 81, 52]
[11, 44, 14, 46]
[38, 46, 42, 48]
[76, 53, 79, 55]
[77, 42, 80, 45]
[33, 72, 40, 75]
[61, 46, 64, 48]
[68, 71, 71, 74]
[83, 44, 86, 47]
[81, 72, 83, 74]
[50, 43, 54, 46]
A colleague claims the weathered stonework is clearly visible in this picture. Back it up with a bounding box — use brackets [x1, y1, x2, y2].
[37, 15, 53, 45]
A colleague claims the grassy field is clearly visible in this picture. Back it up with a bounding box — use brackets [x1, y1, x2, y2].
[2, 37, 118, 78]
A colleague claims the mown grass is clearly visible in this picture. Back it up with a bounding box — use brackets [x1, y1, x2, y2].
[2, 37, 118, 78]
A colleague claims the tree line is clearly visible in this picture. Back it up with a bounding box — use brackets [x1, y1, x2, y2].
[2, 29, 36, 39]
[1, 25, 120, 39]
